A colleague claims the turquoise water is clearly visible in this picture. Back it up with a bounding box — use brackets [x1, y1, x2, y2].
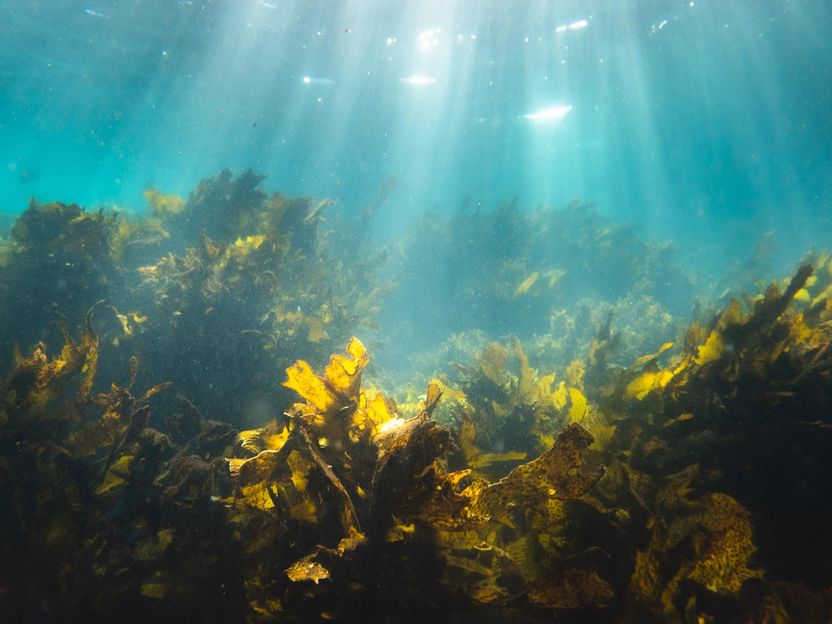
[4, 3, 832, 621]
[2, 0, 830, 265]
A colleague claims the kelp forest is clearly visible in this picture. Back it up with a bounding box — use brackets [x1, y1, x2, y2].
[1, 171, 831, 623]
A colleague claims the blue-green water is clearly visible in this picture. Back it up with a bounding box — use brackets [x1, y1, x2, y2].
[4, 3, 832, 621]
[2, 0, 830, 265]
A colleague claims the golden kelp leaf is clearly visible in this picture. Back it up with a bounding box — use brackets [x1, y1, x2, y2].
[448, 469, 472, 489]
[512, 338, 536, 402]
[354, 391, 395, 434]
[459, 412, 479, 462]
[475, 424, 603, 523]
[96, 454, 133, 495]
[235, 449, 281, 486]
[468, 580, 509, 605]
[8, 324, 92, 409]
[694, 331, 724, 366]
[567, 387, 588, 423]
[263, 426, 290, 452]
[386, 522, 416, 543]
[536, 372, 556, 401]
[236, 429, 265, 456]
[491, 400, 509, 419]
[811, 284, 832, 307]
[110, 215, 169, 260]
[502, 534, 540, 580]
[630, 342, 674, 370]
[284, 360, 341, 413]
[78, 304, 100, 399]
[238, 481, 277, 511]
[551, 381, 569, 411]
[227, 458, 246, 477]
[144, 187, 185, 215]
[286, 554, 330, 584]
[346, 335, 368, 363]
[429, 378, 467, 405]
[589, 423, 617, 451]
[625, 368, 675, 401]
[793, 288, 811, 303]
[434, 526, 492, 553]
[112, 306, 133, 336]
[423, 381, 443, 414]
[625, 372, 657, 401]
[685, 493, 763, 595]
[235, 445, 320, 522]
[788, 313, 813, 344]
[334, 528, 366, 555]
[235, 420, 289, 457]
[137, 264, 159, 277]
[320, 337, 369, 404]
[141, 381, 172, 401]
[513, 271, 539, 297]
[287, 449, 313, 492]
[445, 553, 495, 577]
[234, 451, 284, 511]
[228, 234, 266, 258]
[634, 491, 763, 617]
[306, 316, 328, 343]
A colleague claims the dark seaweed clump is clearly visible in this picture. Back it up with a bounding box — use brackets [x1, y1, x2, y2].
[1, 171, 831, 623]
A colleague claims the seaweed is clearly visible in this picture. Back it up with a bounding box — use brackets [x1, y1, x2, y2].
[380, 198, 692, 378]
[2, 172, 832, 622]
[0, 201, 117, 369]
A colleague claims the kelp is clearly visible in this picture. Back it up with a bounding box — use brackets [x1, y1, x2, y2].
[128, 174, 389, 425]
[0, 201, 117, 370]
[444, 337, 614, 462]
[89, 336, 606, 620]
[405, 258, 832, 622]
[3, 169, 832, 622]
[2, 271, 832, 622]
[2, 303, 99, 421]
[380, 198, 691, 377]
[0, 170, 388, 430]
[598, 261, 832, 621]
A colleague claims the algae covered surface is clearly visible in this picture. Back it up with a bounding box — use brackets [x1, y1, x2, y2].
[2, 171, 832, 624]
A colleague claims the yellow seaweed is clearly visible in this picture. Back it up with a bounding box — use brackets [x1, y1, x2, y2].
[625, 368, 675, 401]
[144, 187, 185, 215]
[694, 330, 724, 366]
[513, 271, 539, 297]
[286, 555, 330, 584]
[283, 360, 342, 413]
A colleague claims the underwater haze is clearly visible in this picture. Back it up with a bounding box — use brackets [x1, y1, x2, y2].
[3, 1, 832, 623]
[2, 0, 831, 248]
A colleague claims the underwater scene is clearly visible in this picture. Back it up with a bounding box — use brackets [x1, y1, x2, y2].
[2, 0, 832, 622]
